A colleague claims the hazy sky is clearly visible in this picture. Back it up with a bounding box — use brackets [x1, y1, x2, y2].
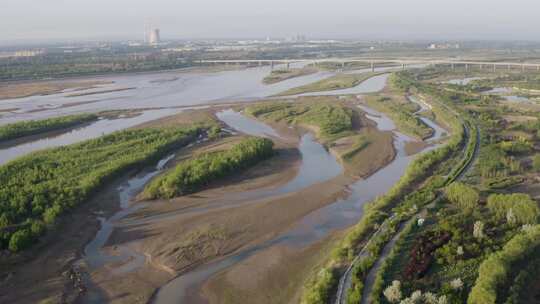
[2, 0, 540, 42]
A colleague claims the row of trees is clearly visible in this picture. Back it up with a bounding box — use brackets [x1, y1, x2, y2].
[301, 72, 469, 304]
[143, 137, 274, 199]
[468, 225, 540, 304]
[0, 51, 194, 81]
[0, 127, 198, 252]
[0, 113, 98, 142]
[444, 182, 479, 214]
[486, 193, 539, 225]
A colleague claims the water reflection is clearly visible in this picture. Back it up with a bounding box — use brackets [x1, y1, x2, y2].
[0, 109, 181, 165]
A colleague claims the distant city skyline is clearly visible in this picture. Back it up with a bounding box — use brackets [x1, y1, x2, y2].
[2, 0, 540, 44]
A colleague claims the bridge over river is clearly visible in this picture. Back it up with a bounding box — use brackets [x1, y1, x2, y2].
[200, 57, 540, 72]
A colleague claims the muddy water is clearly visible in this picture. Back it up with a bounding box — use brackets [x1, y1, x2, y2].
[407, 95, 446, 141]
[0, 65, 393, 163]
[152, 105, 446, 304]
[484, 87, 534, 103]
[151, 111, 343, 304]
[80, 154, 176, 303]
[291, 73, 390, 97]
[0, 67, 335, 124]
[127, 110, 342, 226]
[215, 109, 281, 138]
[0, 64, 403, 125]
[0, 109, 182, 165]
[446, 77, 484, 85]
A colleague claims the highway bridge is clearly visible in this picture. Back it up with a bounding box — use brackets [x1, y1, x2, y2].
[199, 58, 540, 72]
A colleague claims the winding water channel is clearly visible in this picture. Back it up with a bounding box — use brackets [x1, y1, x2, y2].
[0, 64, 447, 304]
[153, 103, 446, 303]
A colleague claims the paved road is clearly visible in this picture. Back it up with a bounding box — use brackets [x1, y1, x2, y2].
[335, 98, 480, 304]
[201, 58, 540, 69]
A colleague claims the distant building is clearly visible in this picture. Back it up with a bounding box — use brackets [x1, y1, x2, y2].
[0, 49, 45, 58]
[286, 34, 308, 43]
[149, 28, 161, 45]
[428, 43, 460, 50]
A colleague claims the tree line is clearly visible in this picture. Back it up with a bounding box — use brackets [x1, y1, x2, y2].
[0, 113, 98, 142]
[143, 137, 274, 199]
[0, 127, 198, 252]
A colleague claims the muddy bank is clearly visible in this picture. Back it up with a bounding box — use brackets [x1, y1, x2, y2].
[0, 175, 127, 304]
[0, 80, 113, 101]
[203, 232, 341, 304]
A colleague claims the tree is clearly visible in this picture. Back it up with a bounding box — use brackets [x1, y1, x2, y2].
[473, 221, 485, 239]
[533, 154, 540, 171]
[487, 193, 539, 225]
[8, 229, 33, 252]
[445, 182, 479, 213]
[384, 280, 402, 303]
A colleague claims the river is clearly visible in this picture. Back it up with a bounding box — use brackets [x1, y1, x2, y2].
[152, 102, 446, 303]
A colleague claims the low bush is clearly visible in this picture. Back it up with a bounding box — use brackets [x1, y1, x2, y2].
[143, 137, 274, 198]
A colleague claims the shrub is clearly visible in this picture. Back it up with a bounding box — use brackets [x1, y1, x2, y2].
[0, 113, 97, 142]
[468, 225, 540, 304]
[444, 182, 479, 213]
[144, 137, 274, 198]
[0, 127, 198, 251]
[383, 280, 402, 303]
[532, 154, 540, 171]
[486, 193, 539, 225]
[8, 229, 33, 252]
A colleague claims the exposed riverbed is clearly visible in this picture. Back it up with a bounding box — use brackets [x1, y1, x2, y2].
[152, 103, 445, 304]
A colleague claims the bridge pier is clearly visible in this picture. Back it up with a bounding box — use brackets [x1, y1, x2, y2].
[271, 61, 274, 71]
[508, 64, 511, 71]
[286, 62, 290, 70]
[371, 61, 375, 72]
[402, 63, 405, 70]
[493, 64, 496, 72]
[451, 63, 455, 71]
[465, 64, 469, 71]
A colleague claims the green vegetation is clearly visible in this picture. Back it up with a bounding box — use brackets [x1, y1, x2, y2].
[468, 225, 540, 304]
[263, 67, 317, 84]
[504, 257, 540, 304]
[301, 72, 469, 304]
[0, 127, 198, 252]
[445, 182, 479, 213]
[143, 137, 274, 199]
[0, 50, 193, 81]
[246, 102, 353, 140]
[277, 72, 383, 96]
[486, 193, 539, 225]
[364, 95, 434, 139]
[361, 68, 540, 304]
[346, 216, 403, 304]
[533, 154, 540, 171]
[0, 113, 98, 142]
